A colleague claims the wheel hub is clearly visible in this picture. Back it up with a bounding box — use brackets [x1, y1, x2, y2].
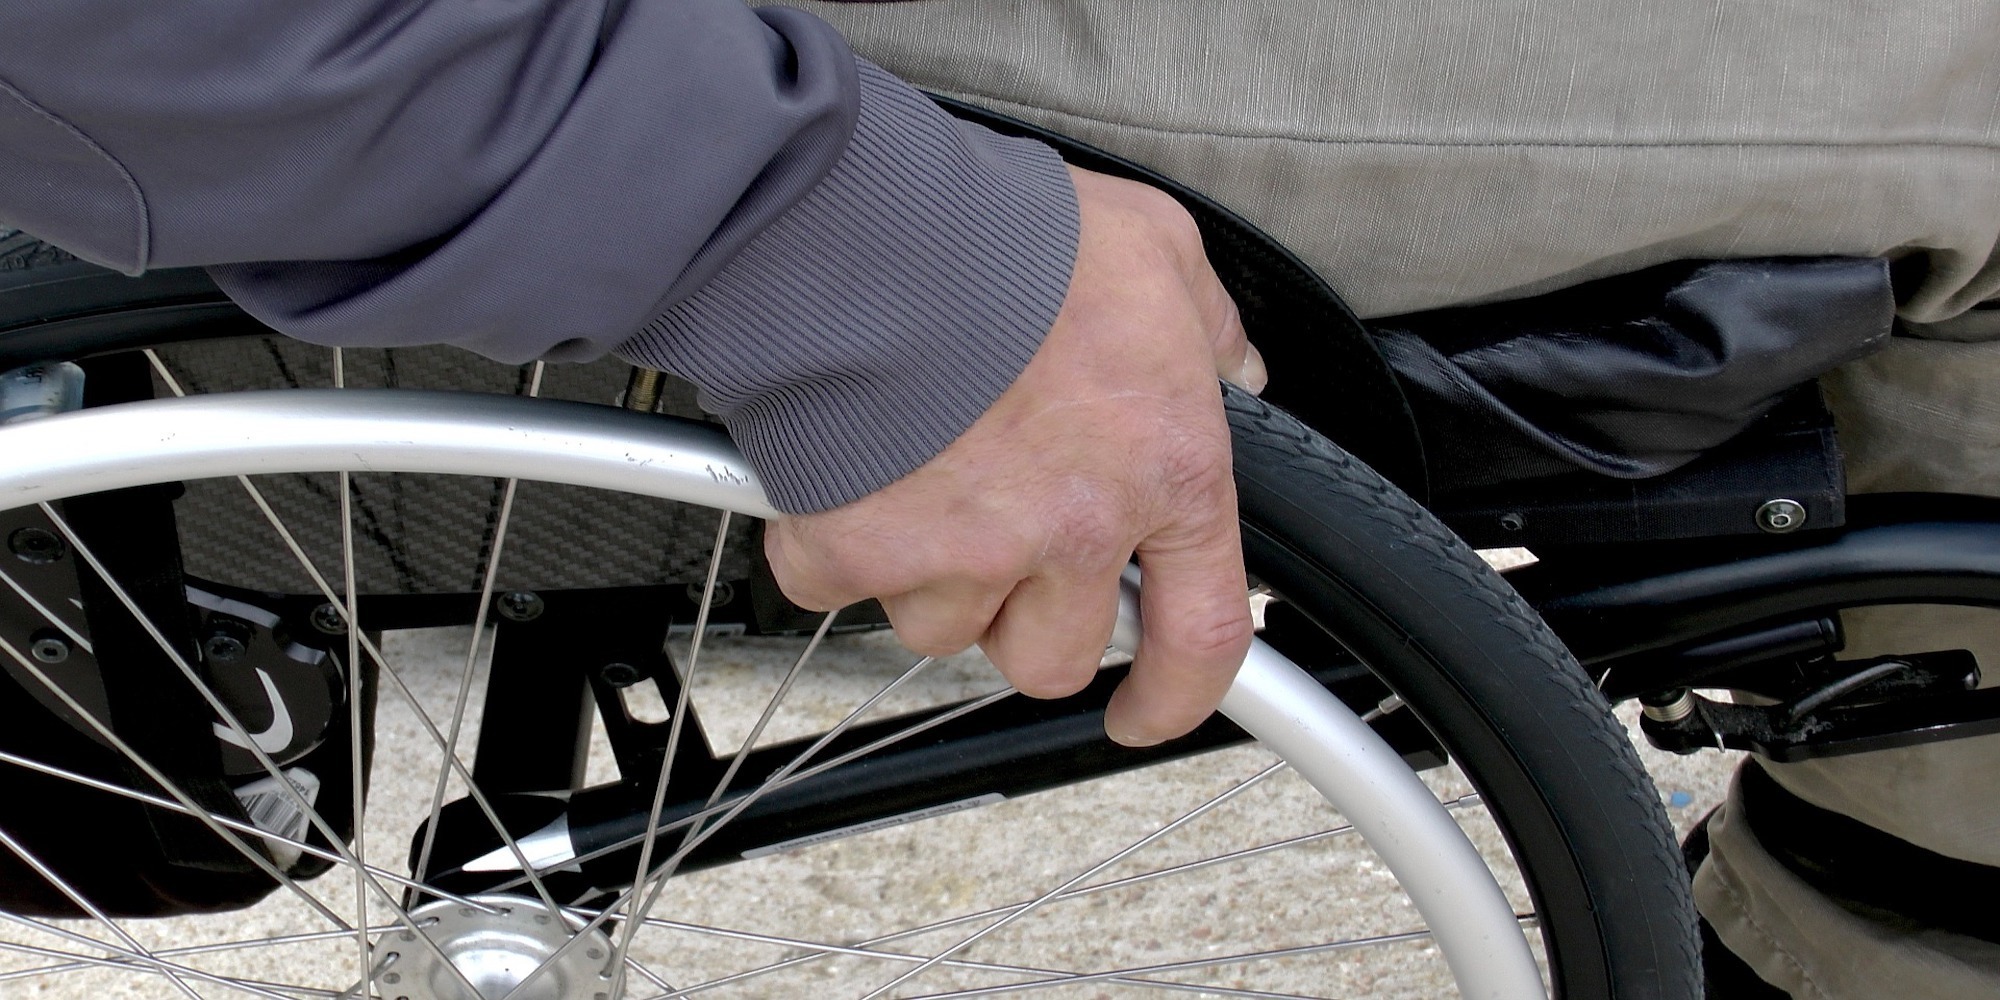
[372, 895, 614, 1000]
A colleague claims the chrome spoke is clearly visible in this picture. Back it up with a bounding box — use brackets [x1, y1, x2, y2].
[890, 930, 1446, 1000]
[655, 761, 1288, 1000]
[0, 826, 206, 1000]
[334, 346, 371, 1000]
[612, 607, 837, 986]
[13, 380, 485, 998]
[0, 926, 385, 983]
[496, 652, 941, 1000]
[0, 918, 323, 1000]
[0, 748, 504, 911]
[36, 502, 363, 866]
[0, 563, 90, 654]
[472, 680, 1016, 900]
[145, 350, 574, 922]
[611, 911, 1337, 1000]
[855, 762, 1289, 1000]
[694, 610, 838, 821]
[610, 511, 733, 997]
[0, 632, 350, 930]
[404, 361, 566, 924]
[0, 360, 1546, 997]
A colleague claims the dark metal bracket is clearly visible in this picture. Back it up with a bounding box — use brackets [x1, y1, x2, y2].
[1638, 650, 1995, 761]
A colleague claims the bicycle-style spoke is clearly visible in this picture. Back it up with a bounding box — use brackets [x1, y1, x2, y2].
[468, 675, 1013, 900]
[29, 499, 486, 996]
[643, 787, 1506, 1000]
[0, 633, 351, 930]
[615, 910, 1343, 1000]
[0, 826, 206, 1000]
[333, 346, 371, 1000]
[652, 798, 1483, 1000]
[854, 762, 1291, 1000]
[493, 650, 945, 1000]
[650, 759, 1288, 1000]
[610, 511, 734, 997]
[0, 358, 1581, 998]
[0, 564, 90, 654]
[410, 362, 548, 892]
[144, 350, 575, 925]
[887, 930, 1447, 1000]
[0, 925, 390, 983]
[0, 915, 326, 1000]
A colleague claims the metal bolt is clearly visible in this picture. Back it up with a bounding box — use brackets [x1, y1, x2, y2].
[1755, 498, 1807, 534]
[1498, 512, 1526, 532]
[203, 632, 248, 663]
[29, 633, 70, 664]
[684, 580, 736, 607]
[600, 662, 642, 687]
[8, 527, 64, 564]
[496, 590, 544, 622]
[308, 603, 349, 635]
[1640, 689, 1697, 723]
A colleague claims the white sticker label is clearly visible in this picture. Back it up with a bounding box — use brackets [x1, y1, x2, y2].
[232, 768, 321, 870]
[742, 793, 1005, 859]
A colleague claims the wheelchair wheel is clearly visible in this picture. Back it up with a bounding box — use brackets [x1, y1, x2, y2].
[0, 251, 1695, 998]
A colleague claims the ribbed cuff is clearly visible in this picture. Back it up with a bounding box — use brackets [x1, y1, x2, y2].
[616, 60, 1079, 514]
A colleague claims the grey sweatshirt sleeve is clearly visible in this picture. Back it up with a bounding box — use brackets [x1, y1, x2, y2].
[0, 1, 1078, 513]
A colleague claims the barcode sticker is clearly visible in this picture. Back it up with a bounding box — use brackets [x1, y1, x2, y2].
[232, 768, 321, 870]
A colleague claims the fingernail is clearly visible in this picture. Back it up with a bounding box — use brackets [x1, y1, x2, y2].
[1236, 343, 1268, 396]
[1106, 725, 1165, 748]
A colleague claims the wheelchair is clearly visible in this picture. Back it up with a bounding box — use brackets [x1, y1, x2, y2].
[2, 110, 1990, 1000]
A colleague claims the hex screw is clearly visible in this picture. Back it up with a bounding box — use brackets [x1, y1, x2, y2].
[204, 632, 248, 663]
[29, 632, 70, 664]
[309, 603, 349, 636]
[8, 527, 64, 565]
[1755, 498, 1807, 534]
[496, 591, 544, 622]
[600, 662, 642, 687]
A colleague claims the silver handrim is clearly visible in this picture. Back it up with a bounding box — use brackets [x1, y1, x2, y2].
[0, 370, 1544, 998]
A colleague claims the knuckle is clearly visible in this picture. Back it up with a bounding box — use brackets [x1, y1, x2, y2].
[1168, 605, 1255, 661]
[899, 629, 976, 658]
[1152, 431, 1235, 507]
[1042, 497, 1130, 574]
[1130, 184, 1199, 242]
[1003, 657, 1097, 700]
[966, 546, 1030, 588]
[885, 611, 979, 658]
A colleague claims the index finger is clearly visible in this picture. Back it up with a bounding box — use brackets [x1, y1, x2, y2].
[1102, 479, 1254, 747]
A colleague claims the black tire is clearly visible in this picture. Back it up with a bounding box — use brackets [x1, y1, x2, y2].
[1226, 385, 1698, 999]
[0, 242, 1697, 997]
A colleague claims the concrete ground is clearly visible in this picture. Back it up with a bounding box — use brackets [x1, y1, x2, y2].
[4, 583, 1741, 999]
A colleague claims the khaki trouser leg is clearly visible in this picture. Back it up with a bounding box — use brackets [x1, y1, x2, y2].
[800, 0, 2000, 336]
[1693, 339, 2000, 999]
[800, 3, 2000, 996]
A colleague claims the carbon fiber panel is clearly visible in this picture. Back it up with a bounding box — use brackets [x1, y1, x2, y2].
[152, 339, 756, 595]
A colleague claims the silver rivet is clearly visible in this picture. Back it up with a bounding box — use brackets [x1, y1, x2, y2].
[308, 603, 349, 635]
[8, 526, 64, 564]
[496, 591, 545, 622]
[29, 635, 70, 664]
[1755, 499, 1806, 534]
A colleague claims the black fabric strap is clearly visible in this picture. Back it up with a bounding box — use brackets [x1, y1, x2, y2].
[1742, 760, 2000, 944]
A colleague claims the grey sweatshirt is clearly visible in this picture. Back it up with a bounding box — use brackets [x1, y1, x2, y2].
[0, 1, 1079, 512]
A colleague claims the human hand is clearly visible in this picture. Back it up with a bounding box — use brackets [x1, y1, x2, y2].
[765, 164, 1265, 746]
